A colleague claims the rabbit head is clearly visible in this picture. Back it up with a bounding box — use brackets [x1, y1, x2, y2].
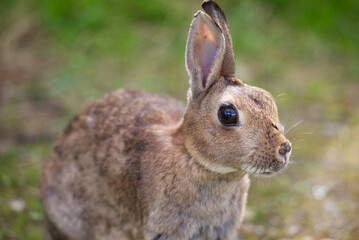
[183, 0, 291, 176]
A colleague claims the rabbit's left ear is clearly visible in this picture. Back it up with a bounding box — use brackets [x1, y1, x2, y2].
[185, 11, 225, 99]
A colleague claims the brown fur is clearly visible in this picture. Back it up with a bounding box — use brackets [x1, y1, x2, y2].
[41, 1, 291, 239]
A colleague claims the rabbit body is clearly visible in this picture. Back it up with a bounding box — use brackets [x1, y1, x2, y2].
[42, 89, 249, 240]
[42, 1, 291, 239]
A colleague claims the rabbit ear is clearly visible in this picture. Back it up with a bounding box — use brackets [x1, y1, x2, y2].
[202, 0, 235, 78]
[185, 11, 225, 98]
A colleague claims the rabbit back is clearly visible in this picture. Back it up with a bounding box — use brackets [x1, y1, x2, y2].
[41, 89, 185, 239]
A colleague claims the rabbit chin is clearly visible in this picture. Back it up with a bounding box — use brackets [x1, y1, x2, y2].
[242, 163, 286, 177]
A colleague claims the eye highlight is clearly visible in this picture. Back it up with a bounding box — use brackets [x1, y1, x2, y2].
[218, 104, 239, 126]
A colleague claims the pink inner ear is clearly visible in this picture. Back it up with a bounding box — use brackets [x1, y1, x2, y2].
[195, 21, 219, 88]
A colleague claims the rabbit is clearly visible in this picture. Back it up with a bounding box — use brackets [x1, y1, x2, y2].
[41, 0, 292, 239]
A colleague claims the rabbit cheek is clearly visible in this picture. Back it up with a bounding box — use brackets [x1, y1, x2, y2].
[244, 130, 287, 175]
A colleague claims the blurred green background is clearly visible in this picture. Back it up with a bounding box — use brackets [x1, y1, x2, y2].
[0, 0, 358, 239]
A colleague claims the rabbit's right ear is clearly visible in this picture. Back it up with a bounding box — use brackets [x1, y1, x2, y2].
[202, 0, 236, 78]
[185, 11, 225, 99]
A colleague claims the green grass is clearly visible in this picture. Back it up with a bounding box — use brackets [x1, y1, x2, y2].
[0, 143, 49, 239]
[0, 0, 358, 239]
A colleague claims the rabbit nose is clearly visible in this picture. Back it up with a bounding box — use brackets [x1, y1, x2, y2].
[278, 141, 292, 161]
[279, 142, 292, 154]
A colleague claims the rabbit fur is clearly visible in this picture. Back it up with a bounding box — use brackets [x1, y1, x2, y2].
[41, 1, 292, 239]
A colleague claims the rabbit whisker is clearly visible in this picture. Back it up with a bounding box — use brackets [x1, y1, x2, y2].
[275, 92, 286, 100]
[285, 119, 303, 134]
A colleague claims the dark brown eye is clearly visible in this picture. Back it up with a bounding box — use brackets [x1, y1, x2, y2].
[218, 104, 239, 126]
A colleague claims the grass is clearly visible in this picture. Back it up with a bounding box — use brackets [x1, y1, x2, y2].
[0, 0, 358, 239]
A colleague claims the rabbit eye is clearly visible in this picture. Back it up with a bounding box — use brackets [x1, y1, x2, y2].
[218, 104, 239, 126]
